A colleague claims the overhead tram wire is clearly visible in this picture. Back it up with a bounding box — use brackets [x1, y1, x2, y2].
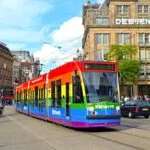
[41, 51, 78, 72]
[40, 34, 83, 71]
[41, 34, 83, 67]
[41, 34, 83, 63]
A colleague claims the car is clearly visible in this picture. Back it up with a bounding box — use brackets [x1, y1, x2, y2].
[121, 100, 150, 118]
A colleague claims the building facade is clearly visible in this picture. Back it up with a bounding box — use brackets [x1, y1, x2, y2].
[11, 50, 42, 84]
[82, 0, 150, 97]
[12, 57, 21, 87]
[0, 42, 14, 103]
[0, 42, 13, 88]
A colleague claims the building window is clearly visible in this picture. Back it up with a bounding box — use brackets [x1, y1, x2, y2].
[96, 17, 108, 25]
[146, 66, 150, 73]
[138, 5, 149, 14]
[139, 48, 150, 62]
[139, 33, 150, 45]
[97, 49, 109, 60]
[146, 49, 150, 62]
[117, 5, 129, 13]
[117, 33, 130, 45]
[139, 49, 145, 61]
[97, 50, 102, 60]
[97, 34, 109, 45]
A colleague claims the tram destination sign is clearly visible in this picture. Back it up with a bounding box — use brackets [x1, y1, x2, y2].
[84, 64, 115, 71]
[116, 19, 150, 25]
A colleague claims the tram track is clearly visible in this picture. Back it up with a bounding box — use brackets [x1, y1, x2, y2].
[79, 124, 150, 150]
[118, 130, 150, 140]
[120, 124, 150, 131]
[87, 132, 145, 150]
[83, 131, 147, 150]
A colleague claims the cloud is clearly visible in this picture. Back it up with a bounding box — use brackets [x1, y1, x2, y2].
[34, 44, 60, 64]
[33, 17, 84, 72]
[0, 0, 53, 49]
[96, 0, 105, 3]
[0, 0, 53, 27]
[51, 17, 84, 44]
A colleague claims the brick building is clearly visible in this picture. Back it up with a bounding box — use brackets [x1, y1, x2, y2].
[0, 42, 13, 88]
[82, 0, 150, 97]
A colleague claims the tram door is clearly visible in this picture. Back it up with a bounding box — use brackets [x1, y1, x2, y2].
[66, 82, 70, 116]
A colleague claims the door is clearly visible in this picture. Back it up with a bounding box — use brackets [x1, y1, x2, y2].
[66, 82, 70, 116]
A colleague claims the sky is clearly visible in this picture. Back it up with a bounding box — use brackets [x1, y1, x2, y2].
[0, 0, 104, 73]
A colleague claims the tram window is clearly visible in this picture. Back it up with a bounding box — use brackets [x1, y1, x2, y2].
[41, 89, 44, 111]
[72, 75, 83, 103]
[43, 84, 45, 106]
[20, 93, 22, 104]
[31, 91, 34, 109]
[51, 81, 55, 107]
[17, 92, 21, 103]
[24, 90, 27, 105]
[41, 89, 43, 100]
[39, 88, 43, 112]
[21, 93, 23, 102]
[34, 86, 38, 106]
[56, 79, 61, 107]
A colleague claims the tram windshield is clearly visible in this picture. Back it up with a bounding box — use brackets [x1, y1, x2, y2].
[82, 72, 119, 103]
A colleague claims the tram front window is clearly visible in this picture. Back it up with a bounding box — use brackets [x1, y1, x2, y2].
[82, 72, 119, 103]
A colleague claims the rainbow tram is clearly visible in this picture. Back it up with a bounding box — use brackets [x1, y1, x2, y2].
[15, 61, 121, 128]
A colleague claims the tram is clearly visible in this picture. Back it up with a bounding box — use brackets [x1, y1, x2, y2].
[15, 61, 121, 128]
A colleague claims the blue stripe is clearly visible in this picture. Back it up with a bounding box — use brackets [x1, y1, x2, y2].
[16, 105, 120, 124]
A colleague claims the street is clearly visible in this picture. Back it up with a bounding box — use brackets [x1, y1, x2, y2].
[0, 106, 150, 150]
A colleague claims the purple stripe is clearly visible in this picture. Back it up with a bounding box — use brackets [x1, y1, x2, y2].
[48, 117, 120, 128]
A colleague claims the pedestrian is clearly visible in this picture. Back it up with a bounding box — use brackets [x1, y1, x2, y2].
[120, 96, 124, 103]
[124, 96, 129, 102]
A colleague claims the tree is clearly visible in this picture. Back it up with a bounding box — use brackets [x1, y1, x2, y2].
[119, 60, 141, 84]
[108, 45, 141, 94]
[108, 45, 138, 62]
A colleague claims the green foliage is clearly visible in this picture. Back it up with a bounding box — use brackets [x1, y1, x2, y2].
[108, 44, 141, 83]
[119, 60, 141, 83]
[108, 45, 138, 62]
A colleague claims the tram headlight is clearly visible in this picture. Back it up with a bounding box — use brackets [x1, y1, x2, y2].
[92, 111, 97, 116]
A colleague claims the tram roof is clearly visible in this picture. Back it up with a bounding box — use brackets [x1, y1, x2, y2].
[49, 61, 117, 79]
